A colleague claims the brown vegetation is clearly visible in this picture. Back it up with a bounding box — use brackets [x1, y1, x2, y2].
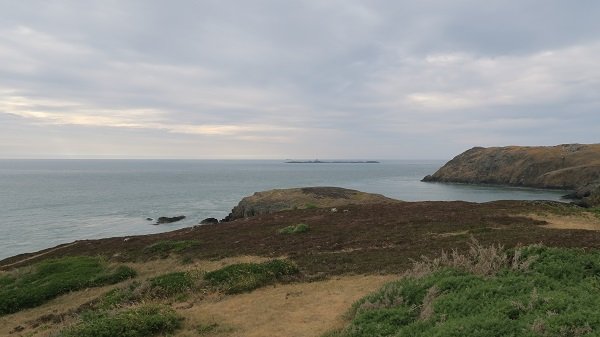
[3, 198, 600, 336]
[3, 200, 599, 277]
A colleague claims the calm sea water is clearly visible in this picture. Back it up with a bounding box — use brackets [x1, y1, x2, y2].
[0, 160, 569, 260]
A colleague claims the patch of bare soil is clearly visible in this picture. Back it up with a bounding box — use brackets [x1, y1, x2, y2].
[174, 275, 396, 337]
[527, 212, 600, 230]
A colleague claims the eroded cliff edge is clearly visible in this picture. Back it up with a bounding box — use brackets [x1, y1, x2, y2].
[423, 144, 600, 207]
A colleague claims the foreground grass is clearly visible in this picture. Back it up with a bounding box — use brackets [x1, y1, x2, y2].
[203, 259, 299, 294]
[332, 242, 600, 337]
[94, 259, 298, 311]
[59, 305, 181, 337]
[0, 256, 136, 316]
[63, 260, 298, 336]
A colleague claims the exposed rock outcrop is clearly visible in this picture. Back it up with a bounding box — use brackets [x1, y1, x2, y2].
[423, 144, 600, 207]
[222, 186, 399, 221]
[200, 217, 219, 225]
[155, 216, 186, 224]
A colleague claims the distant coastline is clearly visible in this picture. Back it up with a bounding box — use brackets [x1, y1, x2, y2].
[285, 160, 380, 164]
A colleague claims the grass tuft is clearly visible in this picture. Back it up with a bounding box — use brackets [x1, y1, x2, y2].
[58, 305, 182, 337]
[196, 321, 234, 335]
[97, 282, 141, 309]
[278, 223, 310, 234]
[148, 271, 195, 298]
[204, 259, 299, 294]
[406, 237, 536, 278]
[0, 256, 136, 316]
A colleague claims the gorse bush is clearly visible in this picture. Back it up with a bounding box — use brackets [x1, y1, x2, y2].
[96, 282, 142, 310]
[279, 223, 310, 234]
[148, 271, 195, 298]
[204, 259, 299, 294]
[334, 244, 600, 337]
[95, 271, 199, 309]
[58, 305, 182, 337]
[0, 256, 136, 315]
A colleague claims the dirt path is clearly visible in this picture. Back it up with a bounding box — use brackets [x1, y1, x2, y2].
[0, 242, 78, 270]
[527, 212, 600, 231]
[176, 274, 396, 337]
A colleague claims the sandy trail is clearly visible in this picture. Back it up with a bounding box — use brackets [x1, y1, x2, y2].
[527, 212, 600, 231]
[176, 274, 396, 337]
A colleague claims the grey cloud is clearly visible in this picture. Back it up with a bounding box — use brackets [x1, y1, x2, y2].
[0, 1, 599, 159]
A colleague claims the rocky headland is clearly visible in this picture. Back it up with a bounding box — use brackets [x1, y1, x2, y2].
[423, 144, 600, 207]
[221, 186, 399, 221]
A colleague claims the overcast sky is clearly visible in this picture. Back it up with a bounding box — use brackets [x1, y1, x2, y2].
[0, 1, 599, 159]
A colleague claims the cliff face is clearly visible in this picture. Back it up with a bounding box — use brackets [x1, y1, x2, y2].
[223, 187, 399, 221]
[423, 144, 600, 206]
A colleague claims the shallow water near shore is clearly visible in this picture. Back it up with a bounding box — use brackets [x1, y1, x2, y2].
[0, 159, 569, 260]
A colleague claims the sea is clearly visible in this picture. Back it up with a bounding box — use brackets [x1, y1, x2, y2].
[0, 159, 570, 260]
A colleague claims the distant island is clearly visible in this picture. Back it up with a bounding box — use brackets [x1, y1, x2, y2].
[285, 160, 379, 164]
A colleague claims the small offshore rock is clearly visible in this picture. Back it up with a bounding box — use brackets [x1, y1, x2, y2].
[156, 215, 186, 224]
[200, 217, 219, 225]
[146, 217, 154, 221]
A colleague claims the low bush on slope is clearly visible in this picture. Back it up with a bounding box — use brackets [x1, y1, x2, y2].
[0, 256, 136, 315]
[333, 241, 600, 337]
[58, 305, 181, 337]
[204, 259, 299, 294]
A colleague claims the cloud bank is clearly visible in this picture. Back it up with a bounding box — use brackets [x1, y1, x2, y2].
[1, 1, 599, 159]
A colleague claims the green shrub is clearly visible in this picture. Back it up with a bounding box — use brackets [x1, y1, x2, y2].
[149, 271, 195, 297]
[333, 246, 600, 337]
[0, 274, 15, 287]
[0, 256, 136, 316]
[305, 203, 318, 209]
[96, 282, 141, 310]
[204, 260, 299, 294]
[59, 305, 182, 337]
[278, 223, 310, 234]
[143, 240, 200, 255]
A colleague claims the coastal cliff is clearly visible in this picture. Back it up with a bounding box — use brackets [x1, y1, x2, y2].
[423, 144, 600, 206]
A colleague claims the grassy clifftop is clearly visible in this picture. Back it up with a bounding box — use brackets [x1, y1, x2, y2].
[423, 144, 600, 206]
[223, 186, 399, 221]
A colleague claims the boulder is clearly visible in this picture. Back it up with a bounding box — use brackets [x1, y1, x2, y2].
[155, 216, 186, 224]
[200, 217, 219, 225]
